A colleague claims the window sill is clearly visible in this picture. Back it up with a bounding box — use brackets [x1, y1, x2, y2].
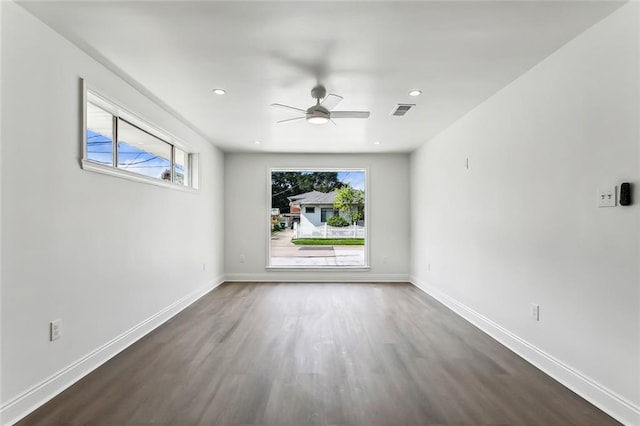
[81, 159, 198, 193]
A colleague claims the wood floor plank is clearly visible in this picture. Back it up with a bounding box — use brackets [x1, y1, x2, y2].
[17, 282, 620, 425]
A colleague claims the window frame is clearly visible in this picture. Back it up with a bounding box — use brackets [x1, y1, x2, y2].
[81, 80, 199, 192]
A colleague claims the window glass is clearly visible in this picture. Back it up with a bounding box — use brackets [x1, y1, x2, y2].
[86, 102, 114, 166]
[320, 208, 334, 222]
[174, 148, 187, 186]
[269, 169, 367, 268]
[117, 120, 172, 180]
[83, 88, 197, 190]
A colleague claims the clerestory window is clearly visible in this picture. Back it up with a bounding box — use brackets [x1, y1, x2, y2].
[83, 84, 198, 191]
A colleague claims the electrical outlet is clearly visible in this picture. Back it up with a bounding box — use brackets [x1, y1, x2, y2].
[530, 304, 540, 321]
[598, 187, 616, 207]
[427, 263, 431, 272]
[50, 319, 62, 341]
[239, 254, 245, 263]
[202, 263, 206, 272]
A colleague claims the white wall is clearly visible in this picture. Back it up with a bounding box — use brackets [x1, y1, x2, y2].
[0, 2, 225, 423]
[224, 154, 410, 281]
[410, 3, 639, 424]
[300, 205, 347, 228]
[301, 206, 321, 228]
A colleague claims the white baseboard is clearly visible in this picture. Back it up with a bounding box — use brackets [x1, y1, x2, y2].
[410, 276, 640, 426]
[1, 277, 224, 426]
[224, 272, 410, 282]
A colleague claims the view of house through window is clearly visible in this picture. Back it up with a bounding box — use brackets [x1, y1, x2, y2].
[269, 169, 367, 268]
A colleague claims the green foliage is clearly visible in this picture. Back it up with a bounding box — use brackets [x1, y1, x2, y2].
[271, 171, 344, 213]
[271, 223, 282, 232]
[291, 238, 365, 246]
[333, 186, 365, 223]
[326, 215, 350, 227]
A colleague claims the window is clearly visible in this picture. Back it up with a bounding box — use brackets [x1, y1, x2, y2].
[269, 168, 368, 269]
[85, 102, 114, 166]
[320, 208, 336, 223]
[174, 148, 187, 185]
[117, 119, 172, 180]
[83, 86, 196, 190]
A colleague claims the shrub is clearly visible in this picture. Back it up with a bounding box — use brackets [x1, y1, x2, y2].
[327, 215, 350, 227]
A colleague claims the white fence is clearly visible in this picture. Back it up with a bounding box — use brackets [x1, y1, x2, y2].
[294, 223, 365, 239]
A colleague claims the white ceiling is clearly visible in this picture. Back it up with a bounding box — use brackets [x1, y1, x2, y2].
[19, 1, 624, 154]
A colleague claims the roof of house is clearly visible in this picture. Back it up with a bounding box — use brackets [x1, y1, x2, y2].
[288, 190, 338, 205]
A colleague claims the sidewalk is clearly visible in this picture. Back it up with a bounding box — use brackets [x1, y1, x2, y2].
[270, 228, 364, 266]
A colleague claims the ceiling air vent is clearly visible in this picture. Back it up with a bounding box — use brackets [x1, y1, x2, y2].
[391, 103, 415, 116]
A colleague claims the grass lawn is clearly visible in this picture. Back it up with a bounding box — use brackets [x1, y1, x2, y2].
[291, 238, 365, 246]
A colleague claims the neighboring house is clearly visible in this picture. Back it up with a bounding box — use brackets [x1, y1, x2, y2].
[287, 190, 363, 229]
[270, 208, 286, 228]
[283, 196, 302, 229]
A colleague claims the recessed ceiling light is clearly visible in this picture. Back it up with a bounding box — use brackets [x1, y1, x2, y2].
[212, 88, 226, 95]
[408, 90, 422, 97]
[254, 140, 261, 145]
[373, 141, 382, 145]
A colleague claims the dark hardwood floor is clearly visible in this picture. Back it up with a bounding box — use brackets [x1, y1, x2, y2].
[18, 282, 619, 425]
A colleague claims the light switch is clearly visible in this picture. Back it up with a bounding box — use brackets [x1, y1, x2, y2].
[597, 187, 616, 207]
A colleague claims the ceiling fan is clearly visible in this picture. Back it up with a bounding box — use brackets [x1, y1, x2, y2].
[271, 85, 370, 125]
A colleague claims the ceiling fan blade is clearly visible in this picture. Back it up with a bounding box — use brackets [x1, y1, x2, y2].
[320, 94, 343, 111]
[277, 116, 305, 124]
[330, 111, 370, 119]
[270, 103, 307, 113]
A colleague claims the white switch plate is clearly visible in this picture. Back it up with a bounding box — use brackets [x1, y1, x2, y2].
[50, 319, 62, 341]
[530, 304, 540, 321]
[598, 187, 616, 207]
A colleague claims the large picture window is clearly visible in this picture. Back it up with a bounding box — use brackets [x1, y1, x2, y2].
[82, 85, 197, 190]
[269, 169, 368, 269]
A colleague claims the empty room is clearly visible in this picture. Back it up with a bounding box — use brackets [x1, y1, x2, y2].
[1, 1, 638, 425]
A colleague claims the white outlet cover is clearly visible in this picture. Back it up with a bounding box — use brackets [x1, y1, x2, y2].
[50, 319, 62, 341]
[598, 187, 616, 207]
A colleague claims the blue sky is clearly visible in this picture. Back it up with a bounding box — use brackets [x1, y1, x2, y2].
[86, 130, 182, 181]
[338, 171, 365, 190]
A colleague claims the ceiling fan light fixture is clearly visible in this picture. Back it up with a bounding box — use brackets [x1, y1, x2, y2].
[306, 106, 330, 124]
[307, 115, 330, 124]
